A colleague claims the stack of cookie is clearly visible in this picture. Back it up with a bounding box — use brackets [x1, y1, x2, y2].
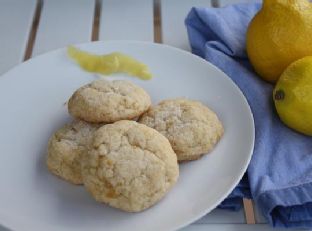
[46, 79, 223, 212]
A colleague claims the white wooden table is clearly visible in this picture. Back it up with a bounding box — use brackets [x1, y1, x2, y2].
[0, 0, 302, 230]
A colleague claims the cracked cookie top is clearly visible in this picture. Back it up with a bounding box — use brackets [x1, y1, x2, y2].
[139, 99, 224, 161]
[68, 80, 151, 123]
[47, 120, 101, 184]
[81, 120, 179, 212]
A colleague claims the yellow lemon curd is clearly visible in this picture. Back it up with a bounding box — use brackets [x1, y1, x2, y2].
[67, 46, 152, 80]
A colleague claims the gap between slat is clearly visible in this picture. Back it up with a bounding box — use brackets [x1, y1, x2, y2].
[159, 0, 255, 225]
[24, 0, 43, 60]
[243, 199, 256, 224]
[153, 0, 162, 43]
[92, 0, 102, 41]
[211, 0, 220, 7]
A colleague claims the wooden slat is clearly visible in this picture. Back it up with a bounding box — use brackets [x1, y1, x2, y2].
[160, 0, 247, 226]
[216, 0, 260, 226]
[99, 0, 154, 41]
[181, 224, 306, 231]
[0, 0, 36, 74]
[218, 0, 261, 7]
[160, 0, 211, 50]
[32, 0, 95, 56]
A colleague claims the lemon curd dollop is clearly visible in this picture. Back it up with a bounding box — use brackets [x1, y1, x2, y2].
[67, 46, 152, 80]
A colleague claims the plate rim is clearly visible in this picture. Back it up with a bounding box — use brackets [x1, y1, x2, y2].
[0, 40, 255, 231]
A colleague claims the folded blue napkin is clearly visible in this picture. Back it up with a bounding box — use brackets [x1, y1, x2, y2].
[185, 3, 312, 228]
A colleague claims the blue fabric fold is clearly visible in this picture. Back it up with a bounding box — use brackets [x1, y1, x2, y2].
[185, 3, 312, 228]
[218, 175, 251, 211]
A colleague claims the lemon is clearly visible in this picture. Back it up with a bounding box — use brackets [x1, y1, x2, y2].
[247, 0, 312, 83]
[273, 56, 312, 136]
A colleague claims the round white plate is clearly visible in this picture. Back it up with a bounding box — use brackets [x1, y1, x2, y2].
[0, 41, 254, 231]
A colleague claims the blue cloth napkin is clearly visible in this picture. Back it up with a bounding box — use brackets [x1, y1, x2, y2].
[185, 3, 312, 228]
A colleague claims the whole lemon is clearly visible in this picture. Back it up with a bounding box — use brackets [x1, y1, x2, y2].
[247, 0, 312, 83]
[273, 56, 312, 136]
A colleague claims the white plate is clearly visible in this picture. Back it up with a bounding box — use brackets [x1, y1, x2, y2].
[0, 41, 254, 231]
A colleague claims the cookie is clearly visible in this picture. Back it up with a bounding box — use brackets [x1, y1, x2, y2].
[46, 120, 101, 184]
[139, 99, 223, 161]
[81, 120, 179, 212]
[68, 80, 151, 123]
